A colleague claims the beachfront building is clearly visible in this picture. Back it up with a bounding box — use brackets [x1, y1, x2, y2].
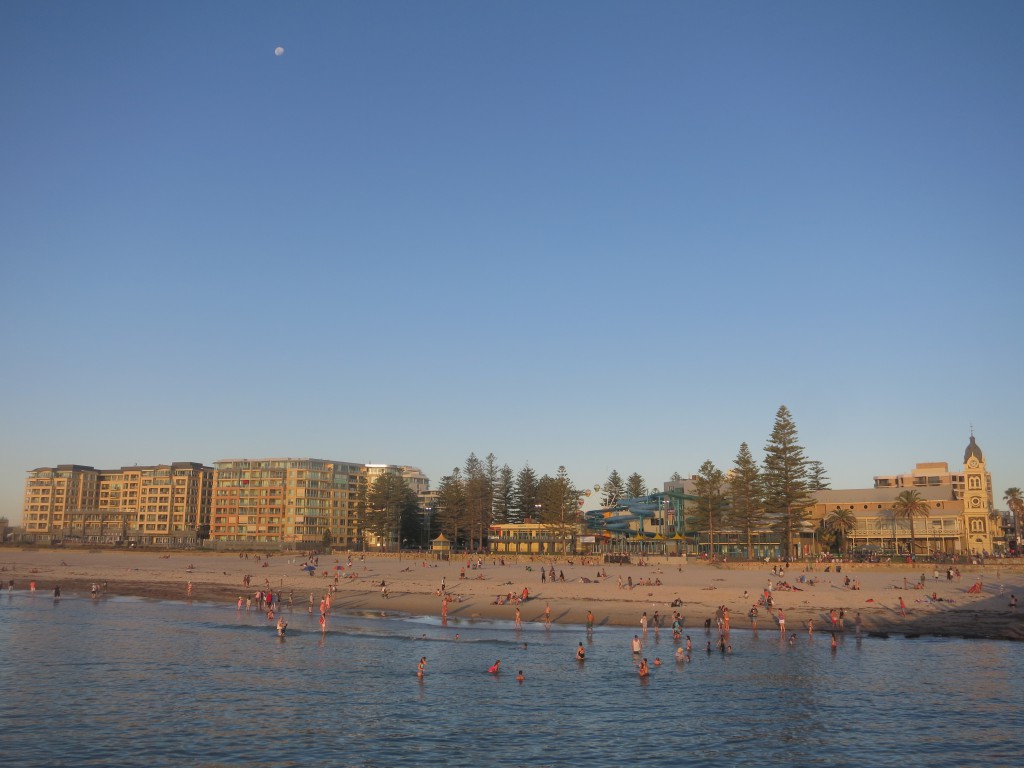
[873, 452, 994, 510]
[23, 464, 101, 539]
[809, 435, 997, 558]
[21, 462, 214, 545]
[662, 434, 998, 559]
[487, 522, 578, 555]
[209, 458, 366, 548]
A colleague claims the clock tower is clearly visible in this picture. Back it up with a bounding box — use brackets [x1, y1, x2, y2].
[961, 434, 994, 556]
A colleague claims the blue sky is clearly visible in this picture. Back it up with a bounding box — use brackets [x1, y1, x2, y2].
[2, 1, 1022, 524]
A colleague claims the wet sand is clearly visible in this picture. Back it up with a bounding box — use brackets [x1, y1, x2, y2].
[2, 548, 1022, 641]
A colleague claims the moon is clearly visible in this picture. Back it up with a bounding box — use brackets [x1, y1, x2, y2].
[274, 46, 285, 56]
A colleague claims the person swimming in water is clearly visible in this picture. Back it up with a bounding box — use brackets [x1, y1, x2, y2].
[576, 642, 586, 661]
[417, 657, 426, 678]
[276, 617, 287, 636]
[489, 660, 501, 674]
[638, 658, 650, 678]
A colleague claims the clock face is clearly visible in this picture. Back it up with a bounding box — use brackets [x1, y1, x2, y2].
[969, 497, 982, 508]
[968, 458, 979, 468]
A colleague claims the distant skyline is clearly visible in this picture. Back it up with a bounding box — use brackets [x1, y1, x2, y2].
[2, 2, 1022, 525]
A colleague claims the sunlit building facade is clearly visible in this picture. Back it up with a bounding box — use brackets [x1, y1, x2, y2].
[209, 458, 366, 547]
[22, 462, 213, 544]
[663, 435, 998, 558]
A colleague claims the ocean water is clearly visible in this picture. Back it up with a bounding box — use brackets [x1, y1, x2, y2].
[0, 590, 1021, 768]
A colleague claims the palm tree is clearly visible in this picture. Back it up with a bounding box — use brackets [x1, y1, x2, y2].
[1005, 488, 1023, 555]
[824, 507, 857, 555]
[892, 490, 931, 557]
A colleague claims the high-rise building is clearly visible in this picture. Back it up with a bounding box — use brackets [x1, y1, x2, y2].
[209, 458, 366, 547]
[23, 465, 101, 536]
[22, 462, 213, 544]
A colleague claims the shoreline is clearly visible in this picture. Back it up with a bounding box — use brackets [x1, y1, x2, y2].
[3, 548, 1023, 641]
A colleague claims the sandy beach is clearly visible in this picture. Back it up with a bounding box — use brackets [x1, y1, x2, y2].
[2, 547, 1022, 641]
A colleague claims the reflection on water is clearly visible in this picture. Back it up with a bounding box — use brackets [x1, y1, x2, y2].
[1, 591, 1022, 767]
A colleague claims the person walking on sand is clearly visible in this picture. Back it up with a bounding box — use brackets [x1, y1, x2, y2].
[544, 602, 552, 627]
[186, 581, 193, 598]
[777, 608, 785, 634]
[515, 606, 522, 628]
[899, 596, 907, 617]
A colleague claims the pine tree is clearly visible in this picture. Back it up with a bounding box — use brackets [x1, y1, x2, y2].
[514, 465, 540, 523]
[537, 466, 579, 554]
[436, 468, 467, 547]
[493, 464, 515, 524]
[625, 472, 647, 499]
[726, 442, 766, 560]
[463, 453, 492, 551]
[365, 473, 419, 552]
[806, 460, 831, 490]
[485, 453, 500, 524]
[689, 460, 726, 557]
[602, 470, 626, 507]
[762, 405, 814, 560]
